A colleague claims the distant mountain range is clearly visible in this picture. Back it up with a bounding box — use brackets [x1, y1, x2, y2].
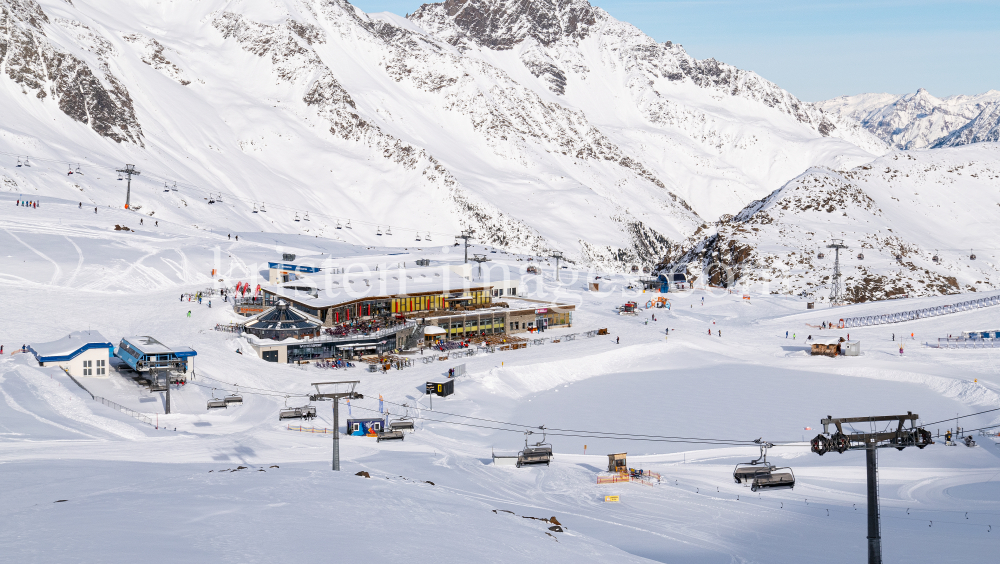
[818, 89, 1000, 150]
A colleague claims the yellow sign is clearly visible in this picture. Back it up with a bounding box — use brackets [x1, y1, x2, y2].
[604, 495, 620, 503]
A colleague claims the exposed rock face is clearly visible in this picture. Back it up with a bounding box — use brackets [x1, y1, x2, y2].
[0, 0, 143, 144]
[122, 34, 190, 86]
[819, 89, 1000, 149]
[659, 146, 1000, 301]
[932, 102, 1000, 148]
[431, 0, 597, 49]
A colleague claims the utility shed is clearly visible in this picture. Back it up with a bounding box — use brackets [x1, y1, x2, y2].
[842, 340, 861, 356]
[608, 453, 627, 473]
[809, 336, 844, 357]
[29, 330, 113, 378]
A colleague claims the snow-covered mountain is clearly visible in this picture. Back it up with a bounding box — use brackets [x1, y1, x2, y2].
[662, 144, 1000, 302]
[0, 0, 887, 271]
[932, 102, 1000, 148]
[819, 89, 1000, 150]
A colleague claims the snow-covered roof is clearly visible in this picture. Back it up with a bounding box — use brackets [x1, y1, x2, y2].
[809, 336, 843, 346]
[264, 267, 509, 308]
[121, 336, 197, 357]
[29, 330, 112, 362]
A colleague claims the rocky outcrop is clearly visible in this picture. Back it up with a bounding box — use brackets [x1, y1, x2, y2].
[0, 0, 143, 144]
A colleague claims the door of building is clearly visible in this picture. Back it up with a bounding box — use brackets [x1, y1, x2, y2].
[262, 350, 279, 363]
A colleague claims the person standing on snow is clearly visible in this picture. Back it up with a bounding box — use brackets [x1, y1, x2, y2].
[785, 331, 788, 338]
[616, 336, 620, 344]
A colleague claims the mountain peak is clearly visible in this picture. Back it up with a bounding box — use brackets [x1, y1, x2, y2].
[413, 0, 599, 49]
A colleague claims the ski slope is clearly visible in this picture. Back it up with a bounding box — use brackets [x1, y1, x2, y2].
[2, 200, 999, 563]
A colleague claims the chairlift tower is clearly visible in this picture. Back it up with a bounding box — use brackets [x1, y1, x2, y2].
[827, 238, 848, 306]
[810, 412, 932, 564]
[116, 164, 140, 210]
[456, 229, 474, 264]
[310, 381, 363, 471]
[471, 254, 490, 277]
[550, 250, 564, 282]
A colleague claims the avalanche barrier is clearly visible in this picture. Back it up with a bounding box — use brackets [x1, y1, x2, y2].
[840, 294, 1000, 329]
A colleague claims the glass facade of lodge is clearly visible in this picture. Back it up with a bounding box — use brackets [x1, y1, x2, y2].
[263, 289, 490, 324]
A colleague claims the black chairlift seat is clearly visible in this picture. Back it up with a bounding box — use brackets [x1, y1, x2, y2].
[376, 430, 405, 442]
[224, 394, 243, 405]
[751, 468, 795, 491]
[517, 445, 553, 467]
[207, 398, 227, 410]
[278, 406, 317, 420]
[733, 463, 775, 484]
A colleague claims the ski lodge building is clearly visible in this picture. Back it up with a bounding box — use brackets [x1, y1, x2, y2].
[235, 256, 572, 363]
[28, 330, 114, 378]
[115, 336, 198, 375]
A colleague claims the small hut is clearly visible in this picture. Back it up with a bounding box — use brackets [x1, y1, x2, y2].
[809, 336, 845, 357]
[607, 453, 627, 473]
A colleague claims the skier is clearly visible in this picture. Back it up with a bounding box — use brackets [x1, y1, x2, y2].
[718, 329, 721, 337]
[228, 234, 231, 240]
[78, 202, 82, 209]
[616, 336, 620, 344]
[235, 235, 238, 241]
[208, 301, 211, 308]
[786, 331, 788, 338]
[708, 328, 711, 336]
[793, 333, 796, 340]
[140, 218, 143, 225]
[701, 297, 704, 305]
[155, 221, 158, 226]
[911, 332, 914, 340]
[899, 345, 904, 355]
[187, 311, 191, 318]
[94, 207, 97, 213]
[180, 294, 183, 301]
[892, 333, 894, 341]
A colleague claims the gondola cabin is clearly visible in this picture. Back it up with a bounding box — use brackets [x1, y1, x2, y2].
[426, 380, 454, 397]
[116, 336, 197, 374]
[608, 453, 627, 473]
[346, 418, 384, 437]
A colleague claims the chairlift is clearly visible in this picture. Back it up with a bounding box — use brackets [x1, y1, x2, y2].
[16, 157, 22, 167]
[817, 252, 825, 259]
[933, 251, 940, 263]
[75, 164, 83, 175]
[216, 193, 224, 203]
[67, 165, 74, 176]
[751, 466, 795, 492]
[23, 157, 31, 167]
[516, 427, 553, 467]
[895, 254, 903, 262]
[260, 202, 267, 212]
[224, 388, 243, 405]
[733, 438, 776, 484]
[346, 220, 352, 228]
[207, 388, 228, 410]
[857, 252, 864, 260]
[304, 211, 310, 221]
[163, 182, 170, 193]
[386, 226, 392, 236]
[415, 232, 422, 242]
[336, 220, 342, 229]
[377, 226, 383, 236]
[117, 171, 123, 181]
[388, 415, 415, 432]
[294, 212, 300, 222]
[171, 181, 177, 191]
[970, 249, 977, 260]
[426, 232, 432, 241]
[252, 203, 258, 213]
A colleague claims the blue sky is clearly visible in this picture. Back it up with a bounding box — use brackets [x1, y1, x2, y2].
[352, 0, 1000, 102]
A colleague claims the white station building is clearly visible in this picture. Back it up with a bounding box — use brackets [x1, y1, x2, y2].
[28, 330, 114, 378]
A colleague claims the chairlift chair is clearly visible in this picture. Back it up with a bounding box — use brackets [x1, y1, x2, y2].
[117, 171, 123, 181]
[260, 202, 267, 212]
[23, 157, 30, 167]
[224, 388, 243, 405]
[336, 220, 342, 229]
[163, 182, 170, 192]
[346, 220, 352, 228]
[733, 439, 776, 484]
[386, 226, 392, 236]
[970, 249, 977, 260]
[415, 232, 422, 242]
[304, 212, 310, 221]
[426, 232, 431, 241]
[857, 253, 864, 260]
[67, 165, 74, 176]
[75, 164, 83, 175]
[294, 212, 300, 222]
[207, 389, 228, 410]
[388, 416, 415, 432]
[16, 157, 22, 167]
[817, 252, 825, 259]
[751, 467, 795, 492]
[516, 428, 553, 467]
[933, 251, 940, 263]
[216, 193, 223, 203]
[377, 226, 383, 236]
[252, 203, 258, 213]
[377, 429, 405, 442]
[171, 181, 177, 191]
[208, 194, 216, 204]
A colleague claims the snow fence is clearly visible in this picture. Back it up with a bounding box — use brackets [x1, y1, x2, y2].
[841, 294, 1000, 328]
